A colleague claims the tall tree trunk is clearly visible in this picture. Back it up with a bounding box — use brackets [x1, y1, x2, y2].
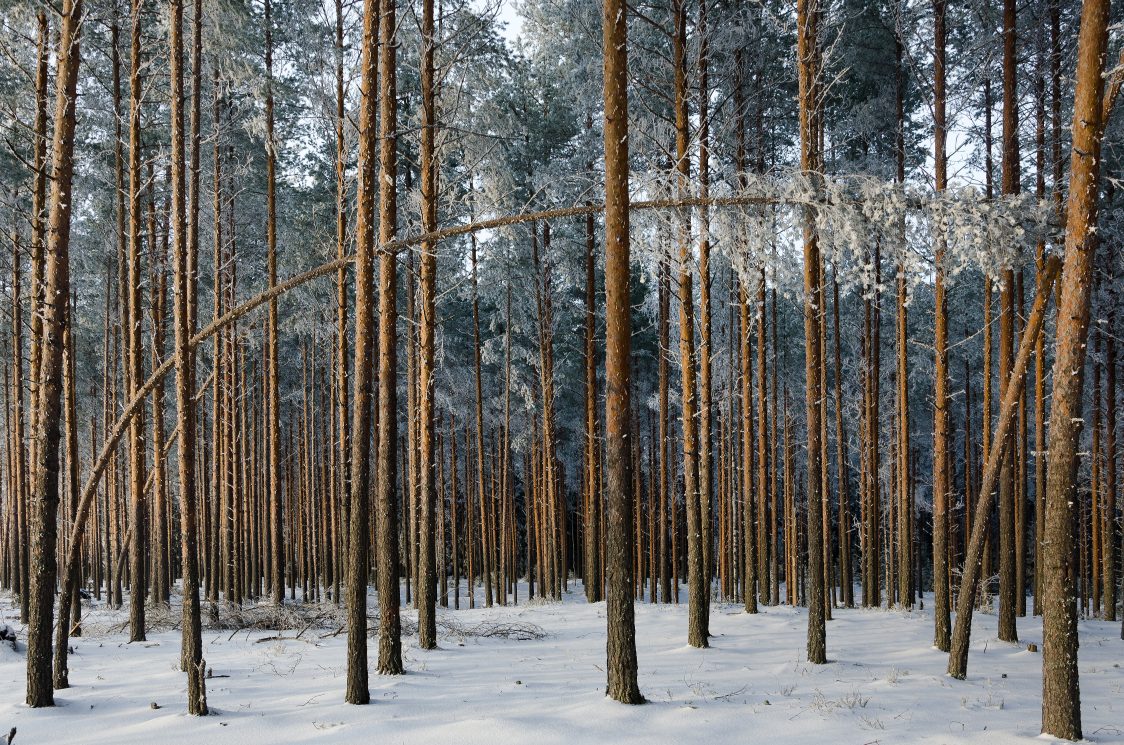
[1104, 294, 1117, 622]
[602, 0, 642, 705]
[672, 0, 706, 648]
[1041, 0, 1114, 734]
[894, 36, 910, 610]
[831, 275, 852, 608]
[25, 0, 84, 708]
[797, 0, 827, 664]
[584, 178, 601, 603]
[149, 168, 169, 606]
[471, 230, 492, 607]
[416, 0, 439, 649]
[344, 0, 380, 703]
[862, 244, 881, 607]
[1033, 17, 1049, 617]
[375, 0, 403, 675]
[170, 0, 207, 713]
[126, 0, 148, 641]
[658, 258, 670, 604]
[263, 0, 284, 608]
[333, 0, 351, 595]
[739, 278, 758, 613]
[931, 0, 951, 651]
[996, 0, 1020, 643]
[696, 0, 714, 609]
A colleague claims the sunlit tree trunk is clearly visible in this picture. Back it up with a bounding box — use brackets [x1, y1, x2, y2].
[1041, 0, 1114, 734]
[374, 0, 403, 675]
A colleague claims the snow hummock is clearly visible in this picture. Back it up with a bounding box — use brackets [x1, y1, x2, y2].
[1, 585, 1120, 744]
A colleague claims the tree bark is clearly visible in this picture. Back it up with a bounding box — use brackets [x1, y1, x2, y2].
[931, 0, 951, 651]
[344, 0, 381, 703]
[170, 0, 207, 713]
[25, 0, 84, 708]
[671, 0, 707, 648]
[1040, 0, 1113, 734]
[797, 0, 827, 664]
[602, 0, 643, 705]
[947, 256, 1060, 679]
[417, 0, 439, 649]
[375, 0, 403, 675]
[126, 0, 148, 641]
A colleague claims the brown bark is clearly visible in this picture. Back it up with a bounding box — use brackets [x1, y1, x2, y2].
[603, 0, 642, 704]
[862, 244, 881, 607]
[417, 0, 439, 648]
[374, 0, 403, 675]
[126, 0, 148, 641]
[658, 256, 670, 604]
[739, 279, 758, 613]
[671, 0, 706, 647]
[797, 0, 826, 663]
[697, 0, 714, 607]
[171, 0, 207, 713]
[931, 0, 951, 651]
[470, 230, 492, 606]
[333, 0, 351, 595]
[264, 0, 284, 608]
[996, 0, 1020, 643]
[584, 195, 601, 603]
[947, 256, 1060, 679]
[25, 0, 83, 708]
[1041, 0, 1114, 734]
[344, 0, 380, 703]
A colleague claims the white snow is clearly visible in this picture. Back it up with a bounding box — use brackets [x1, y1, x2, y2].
[1, 585, 1121, 744]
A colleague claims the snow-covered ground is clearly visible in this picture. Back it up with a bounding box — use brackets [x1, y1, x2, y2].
[1, 584, 1121, 744]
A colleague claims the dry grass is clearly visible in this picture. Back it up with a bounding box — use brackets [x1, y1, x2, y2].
[77, 598, 545, 643]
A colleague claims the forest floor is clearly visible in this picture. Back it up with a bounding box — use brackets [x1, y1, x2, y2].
[1, 584, 1122, 745]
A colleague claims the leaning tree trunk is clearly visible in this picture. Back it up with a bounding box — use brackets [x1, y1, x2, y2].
[947, 256, 1060, 680]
